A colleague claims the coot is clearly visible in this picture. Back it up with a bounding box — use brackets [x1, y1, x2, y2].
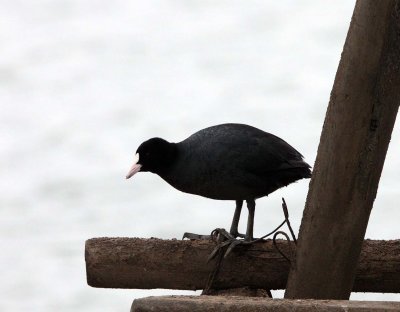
[126, 123, 311, 241]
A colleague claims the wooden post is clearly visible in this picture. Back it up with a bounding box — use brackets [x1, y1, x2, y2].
[285, 0, 400, 299]
[85, 238, 400, 292]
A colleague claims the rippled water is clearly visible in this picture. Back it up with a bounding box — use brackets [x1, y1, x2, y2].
[1, 1, 399, 310]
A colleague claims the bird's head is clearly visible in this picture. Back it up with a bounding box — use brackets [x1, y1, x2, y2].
[126, 137, 176, 179]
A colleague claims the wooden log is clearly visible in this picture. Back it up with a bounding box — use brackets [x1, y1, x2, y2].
[285, 0, 400, 300]
[130, 296, 400, 312]
[86, 237, 291, 291]
[85, 237, 400, 293]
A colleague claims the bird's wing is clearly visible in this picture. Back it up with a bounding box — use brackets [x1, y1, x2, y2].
[217, 127, 308, 175]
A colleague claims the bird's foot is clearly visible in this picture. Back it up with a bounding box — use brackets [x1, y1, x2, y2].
[183, 229, 261, 260]
[228, 229, 246, 239]
[207, 228, 261, 261]
[212, 228, 236, 240]
[182, 228, 243, 241]
[182, 232, 211, 240]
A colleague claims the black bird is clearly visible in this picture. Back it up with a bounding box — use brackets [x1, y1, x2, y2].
[126, 123, 311, 241]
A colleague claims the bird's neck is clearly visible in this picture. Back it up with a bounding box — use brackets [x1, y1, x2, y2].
[154, 142, 178, 175]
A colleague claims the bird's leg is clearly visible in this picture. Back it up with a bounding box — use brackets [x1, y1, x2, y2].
[184, 200, 246, 241]
[229, 200, 246, 238]
[245, 199, 256, 241]
[207, 200, 258, 260]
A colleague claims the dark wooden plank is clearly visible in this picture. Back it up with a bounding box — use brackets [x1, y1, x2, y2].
[130, 296, 400, 312]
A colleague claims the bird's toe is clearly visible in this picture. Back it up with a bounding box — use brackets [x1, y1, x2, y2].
[182, 232, 212, 240]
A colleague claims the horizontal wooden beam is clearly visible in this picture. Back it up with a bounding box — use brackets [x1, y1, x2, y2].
[130, 296, 400, 312]
[85, 237, 400, 293]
